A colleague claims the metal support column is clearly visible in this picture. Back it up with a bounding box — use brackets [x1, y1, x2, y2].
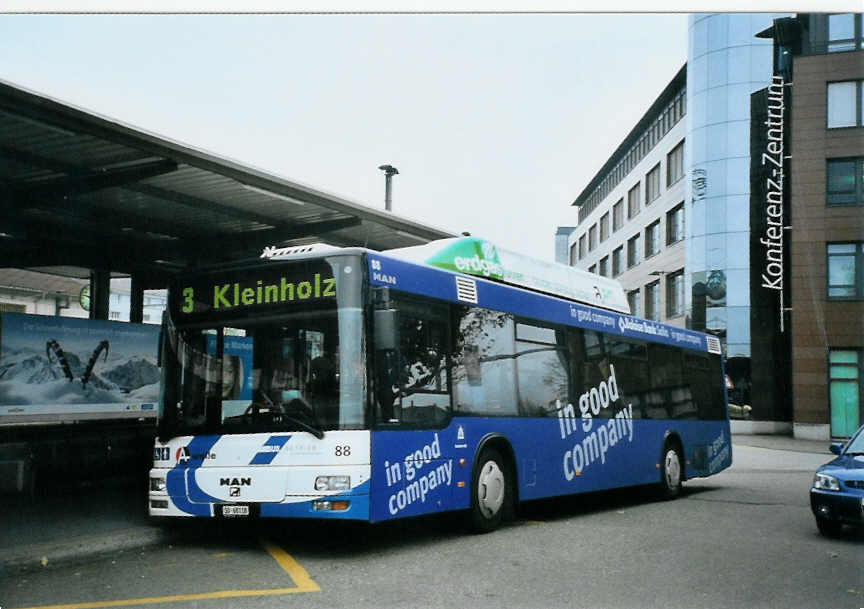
[129, 276, 144, 324]
[89, 270, 110, 320]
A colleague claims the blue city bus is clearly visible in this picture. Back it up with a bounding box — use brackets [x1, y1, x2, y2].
[149, 237, 731, 531]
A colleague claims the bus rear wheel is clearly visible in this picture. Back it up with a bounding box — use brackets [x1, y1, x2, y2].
[659, 442, 683, 500]
[469, 448, 509, 533]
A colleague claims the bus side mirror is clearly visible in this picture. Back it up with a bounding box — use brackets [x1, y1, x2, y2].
[374, 309, 398, 351]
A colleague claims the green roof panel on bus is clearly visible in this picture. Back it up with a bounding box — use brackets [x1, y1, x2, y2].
[385, 237, 631, 314]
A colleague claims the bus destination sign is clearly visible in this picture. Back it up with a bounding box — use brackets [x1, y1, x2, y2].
[173, 265, 336, 319]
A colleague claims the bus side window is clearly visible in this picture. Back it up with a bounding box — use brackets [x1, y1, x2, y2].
[685, 352, 726, 420]
[648, 344, 696, 419]
[376, 298, 451, 427]
[452, 306, 518, 416]
[514, 320, 569, 417]
[606, 337, 650, 419]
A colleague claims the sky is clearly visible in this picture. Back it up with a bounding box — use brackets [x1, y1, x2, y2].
[0, 13, 691, 260]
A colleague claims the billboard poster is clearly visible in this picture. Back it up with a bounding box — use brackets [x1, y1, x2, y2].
[0, 313, 160, 424]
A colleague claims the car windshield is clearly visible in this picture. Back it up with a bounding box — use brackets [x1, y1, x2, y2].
[158, 255, 364, 437]
[844, 428, 864, 454]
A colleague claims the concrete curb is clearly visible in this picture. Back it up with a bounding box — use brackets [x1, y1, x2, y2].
[732, 438, 830, 455]
[1, 526, 180, 575]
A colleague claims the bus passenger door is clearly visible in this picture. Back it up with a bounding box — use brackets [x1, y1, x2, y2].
[370, 294, 456, 521]
[373, 295, 451, 429]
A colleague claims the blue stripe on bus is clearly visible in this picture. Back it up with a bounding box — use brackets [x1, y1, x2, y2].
[368, 254, 708, 353]
[166, 435, 222, 516]
[249, 434, 293, 465]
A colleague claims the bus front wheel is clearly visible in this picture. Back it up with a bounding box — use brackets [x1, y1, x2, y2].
[469, 448, 509, 533]
[659, 442, 683, 499]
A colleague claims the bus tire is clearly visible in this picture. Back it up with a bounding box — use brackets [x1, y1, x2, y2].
[469, 448, 509, 533]
[659, 441, 683, 500]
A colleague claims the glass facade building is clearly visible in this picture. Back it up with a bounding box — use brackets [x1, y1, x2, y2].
[685, 13, 789, 358]
[563, 13, 862, 436]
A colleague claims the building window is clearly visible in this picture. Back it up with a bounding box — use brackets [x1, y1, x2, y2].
[829, 349, 862, 438]
[645, 221, 661, 258]
[0, 302, 27, 313]
[827, 158, 864, 205]
[599, 256, 609, 277]
[578, 234, 587, 260]
[828, 243, 864, 299]
[646, 164, 661, 204]
[666, 203, 684, 244]
[627, 233, 642, 268]
[589, 224, 598, 252]
[645, 281, 660, 321]
[600, 212, 610, 242]
[827, 81, 862, 128]
[627, 184, 641, 219]
[666, 269, 684, 318]
[569, 242, 578, 266]
[613, 199, 624, 232]
[667, 140, 684, 186]
[627, 289, 641, 317]
[827, 13, 861, 53]
[588, 264, 597, 275]
[612, 246, 624, 277]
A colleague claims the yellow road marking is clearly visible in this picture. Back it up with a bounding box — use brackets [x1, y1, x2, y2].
[12, 540, 319, 609]
[259, 538, 321, 592]
[13, 587, 314, 609]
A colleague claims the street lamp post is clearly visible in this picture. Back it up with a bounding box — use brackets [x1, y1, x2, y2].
[378, 164, 399, 212]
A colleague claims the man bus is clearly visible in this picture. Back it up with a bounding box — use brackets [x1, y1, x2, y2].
[149, 237, 731, 532]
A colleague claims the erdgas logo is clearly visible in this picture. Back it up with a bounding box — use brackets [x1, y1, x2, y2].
[453, 253, 503, 278]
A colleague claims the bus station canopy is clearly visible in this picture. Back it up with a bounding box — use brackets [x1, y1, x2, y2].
[0, 79, 455, 289]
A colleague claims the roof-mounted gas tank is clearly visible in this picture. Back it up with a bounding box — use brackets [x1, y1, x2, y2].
[383, 236, 630, 314]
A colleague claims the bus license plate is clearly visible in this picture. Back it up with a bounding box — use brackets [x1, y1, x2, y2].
[221, 505, 250, 517]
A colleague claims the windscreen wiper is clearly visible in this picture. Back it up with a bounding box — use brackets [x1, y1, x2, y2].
[280, 414, 325, 440]
[281, 396, 325, 440]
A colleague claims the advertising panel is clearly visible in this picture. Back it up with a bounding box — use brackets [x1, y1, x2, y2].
[0, 313, 160, 424]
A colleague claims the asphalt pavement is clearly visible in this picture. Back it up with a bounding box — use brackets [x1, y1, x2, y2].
[0, 434, 834, 576]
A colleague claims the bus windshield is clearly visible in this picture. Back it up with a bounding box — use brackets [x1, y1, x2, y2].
[158, 255, 364, 437]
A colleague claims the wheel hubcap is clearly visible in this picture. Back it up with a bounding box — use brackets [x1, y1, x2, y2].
[478, 460, 505, 518]
[665, 450, 681, 489]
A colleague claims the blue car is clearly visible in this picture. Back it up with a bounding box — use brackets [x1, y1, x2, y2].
[810, 424, 864, 536]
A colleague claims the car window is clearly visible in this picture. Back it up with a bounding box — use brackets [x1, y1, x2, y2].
[844, 428, 864, 453]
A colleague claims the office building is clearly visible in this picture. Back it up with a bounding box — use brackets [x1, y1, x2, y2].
[561, 13, 862, 438]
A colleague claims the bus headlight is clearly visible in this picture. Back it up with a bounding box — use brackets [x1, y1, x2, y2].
[315, 475, 350, 491]
[150, 476, 167, 492]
